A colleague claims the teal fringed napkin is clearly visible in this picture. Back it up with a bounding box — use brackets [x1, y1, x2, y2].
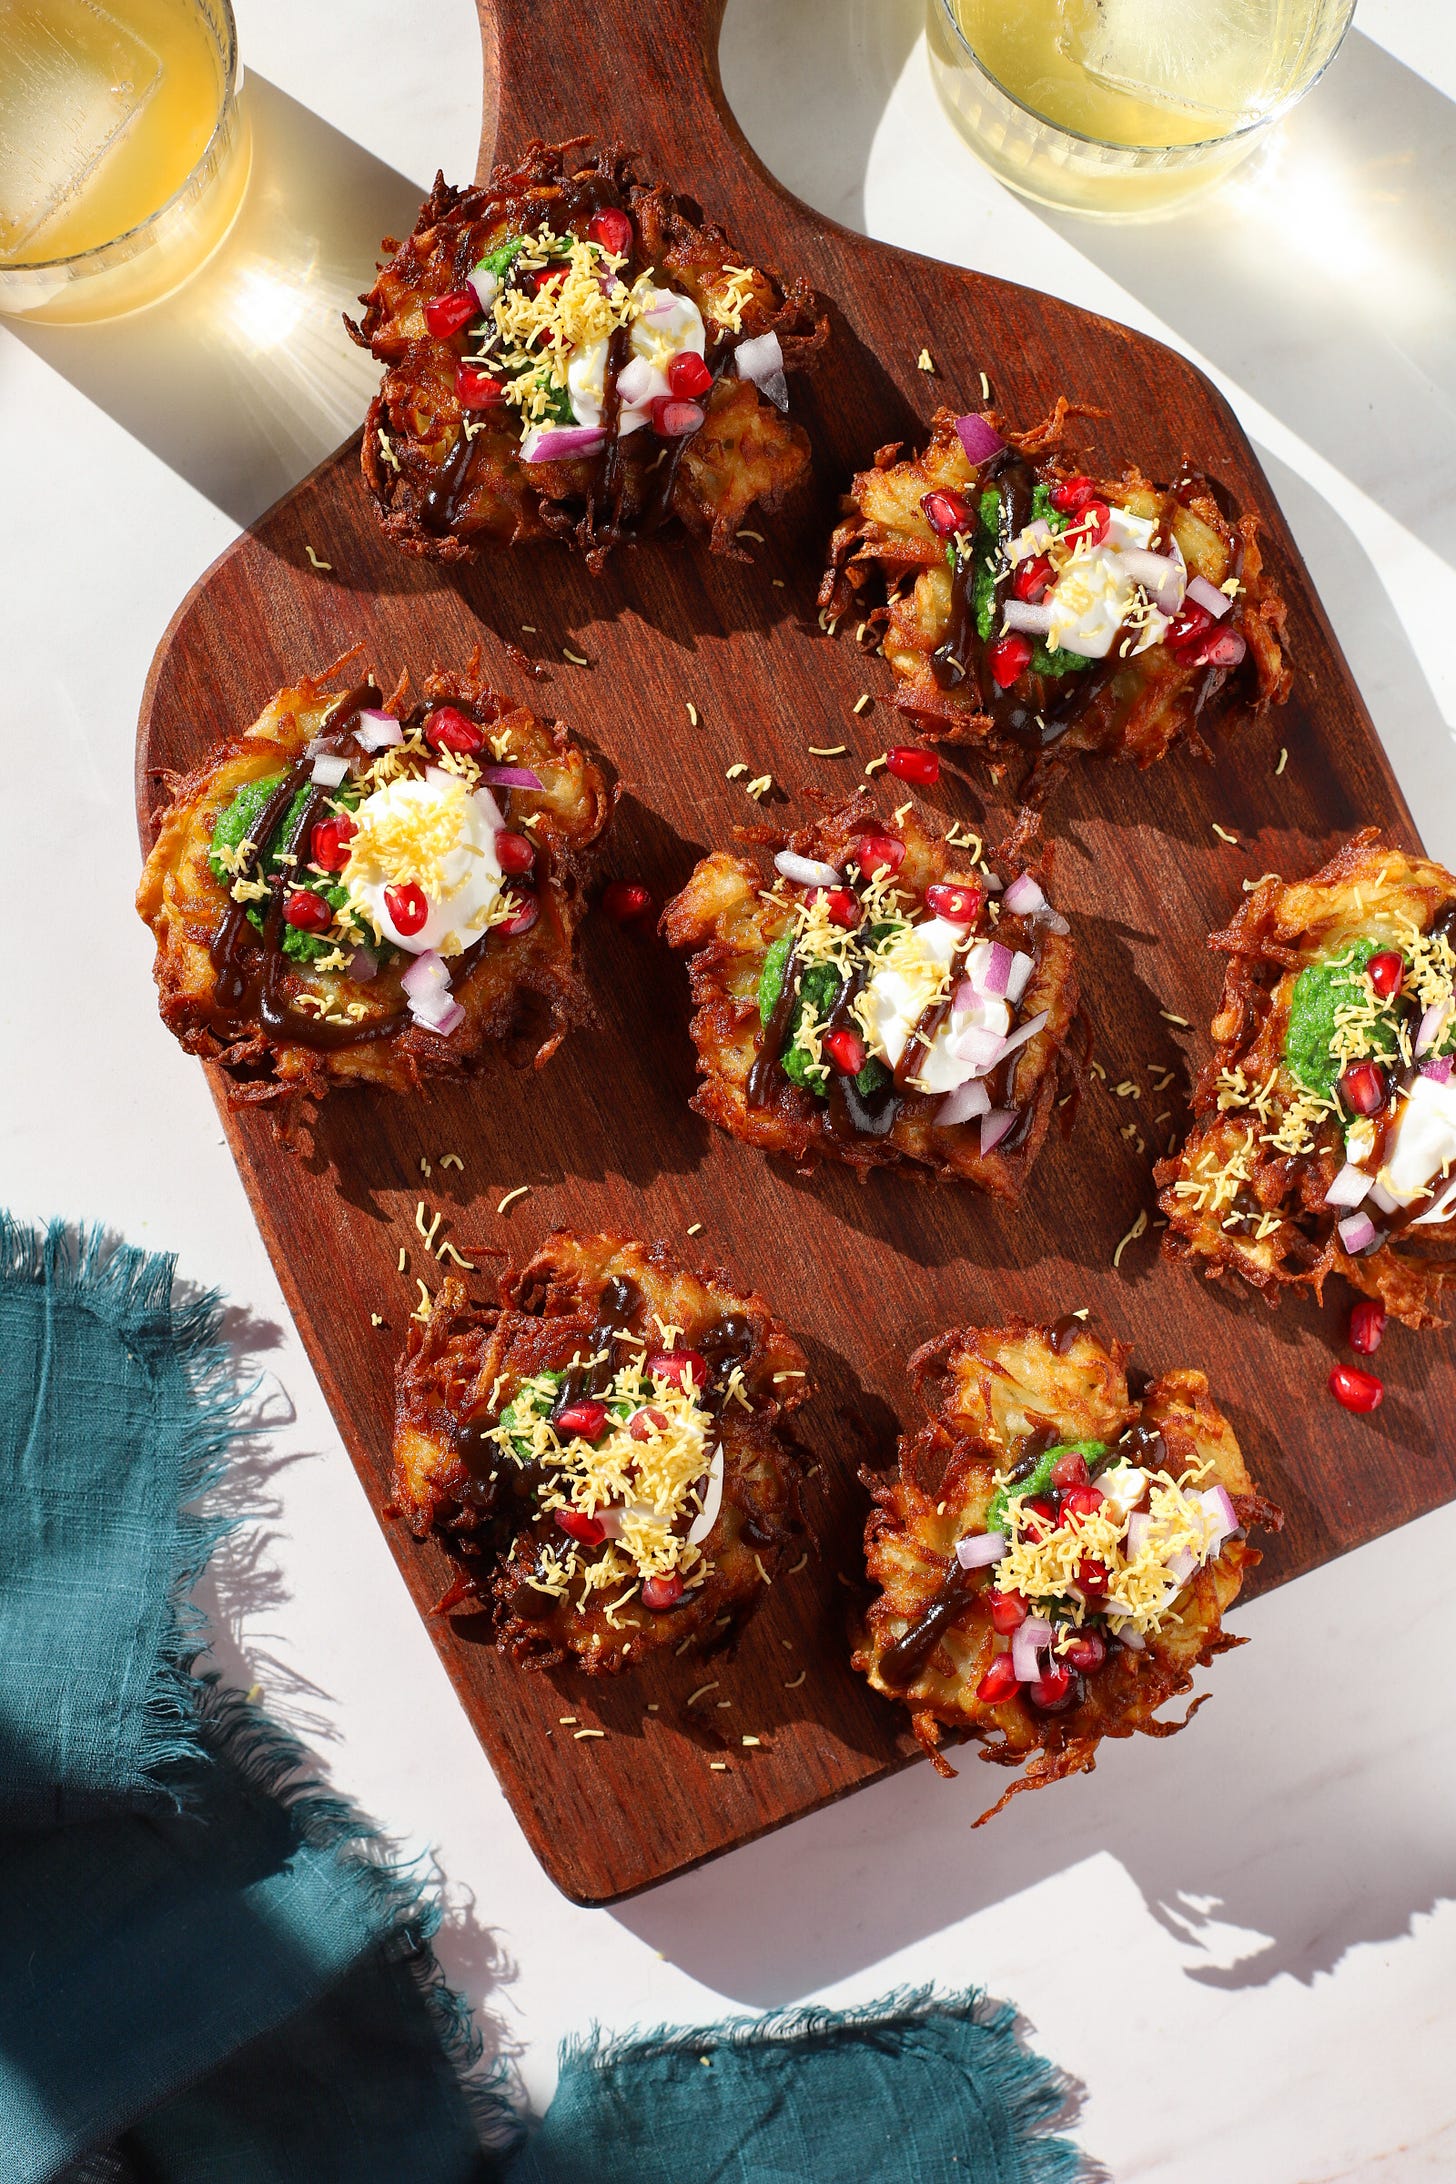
[0, 1215, 1089, 2184]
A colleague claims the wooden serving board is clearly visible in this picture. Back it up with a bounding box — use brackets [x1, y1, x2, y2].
[136, 0, 1456, 1903]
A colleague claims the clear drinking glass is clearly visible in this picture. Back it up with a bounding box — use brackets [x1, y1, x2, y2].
[927, 0, 1357, 218]
[0, 0, 250, 323]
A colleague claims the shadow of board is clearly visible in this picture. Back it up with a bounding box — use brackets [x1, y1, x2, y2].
[1029, 30, 1456, 577]
[7, 76, 423, 529]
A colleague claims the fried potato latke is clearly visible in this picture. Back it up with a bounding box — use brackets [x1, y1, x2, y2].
[348, 140, 827, 571]
[856, 1320, 1277, 1818]
[661, 800, 1084, 1195]
[1156, 831, 1456, 1329]
[392, 1231, 809, 1674]
[819, 405, 1289, 793]
[137, 662, 612, 1108]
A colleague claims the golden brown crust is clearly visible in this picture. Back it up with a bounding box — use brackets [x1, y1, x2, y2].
[819, 406, 1289, 792]
[348, 142, 828, 571]
[855, 1319, 1277, 1819]
[1156, 831, 1456, 1329]
[391, 1231, 810, 1675]
[660, 799, 1085, 1196]
[136, 659, 613, 1108]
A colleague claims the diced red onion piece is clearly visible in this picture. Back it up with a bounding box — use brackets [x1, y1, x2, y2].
[996, 1008, 1049, 1062]
[952, 1024, 1009, 1069]
[955, 1530, 1006, 1569]
[1198, 1484, 1239, 1549]
[310, 752, 351, 788]
[1166, 1548, 1198, 1586]
[937, 1078, 991, 1128]
[1036, 906, 1071, 938]
[1117, 1626, 1146, 1651]
[347, 945, 378, 983]
[1324, 1161, 1373, 1208]
[400, 950, 450, 1001]
[1011, 1616, 1053, 1683]
[1117, 547, 1186, 615]
[479, 763, 543, 790]
[1187, 574, 1233, 620]
[982, 871, 1003, 894]
[1009, 519, 1054, 564]
[519, 422, 609, 463]
[1126, 1510, 1152, 1561]
[978, 941, 1015, 999]
[954, 412, 1005, 465]
[735, 332, 789, 411]
[615, 354, 658, 407]
[775, 849, 841, 889]
[1368, 1181, 1400, 1216]
[1002, 599, 1053, 637]
[685, 1443, 726, 1546]
[1422, 1055, 1454, 1083]
[355, 709, 403, 751]
[466, 262, 498, 313]
[1002, 872, 1045, 917]
[1005, 950, 1035, 1007]
[1337, 1210, 1378, 1255]
[1416, 999, 1450, 1056]
[980, 1108, 1017, 1155]
[410, 996, 465, 1038]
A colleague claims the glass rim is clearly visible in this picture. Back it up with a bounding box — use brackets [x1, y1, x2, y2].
[3, 0, 241, 278]
[930, 0, 1357, 157]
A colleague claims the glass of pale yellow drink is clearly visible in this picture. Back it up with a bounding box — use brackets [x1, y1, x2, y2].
[0, 0, 250, 321]
[928, 0, 1356, 217]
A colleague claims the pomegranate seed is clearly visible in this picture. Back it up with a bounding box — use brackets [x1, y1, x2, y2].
[1013, 553, 1054, 603]
[642, 1571, 685, 1611]
[554, 1399, 608, 1441]
[384, 882, 428, 938]
[1063, 1631, 1106, 1673]
[647, 1348, 708, 1391]
[424, 705, 484, 755]
[853, 832, 906, 878]
[824, 1027, 867, 1076]
[976, 1652, 1021, 1705]
[1367, 950, 1404, 999]
[988, 633, 1033, 689]
[526, 266, 565, 296]
[1066, 499, 1111, 548]
[1076, 1558, 1110, 1595]
[1348, 1299, 1387, 1355]
[1022, 1495, 1056, 1536]
[925, 881, 982, 925]
[886, 745, 941, 787]
[988, 1589, 1028, 1634]
[667, 350, 714, 400]
[556, 1509, 606, 1547]
[650, 396, 705, 437]
[1167, 600, 1214, 652]
[1050, 1450, 1089, 1489]
[1050, 474, 1095, 514]
[585, 206, 634, 258]
[424, 288, 478, 339]
[1028, 1660, 1074, 1711]
[629, 1405, 669, 1442]
[494, 830, 536, 876]
[455, 362, 506, 409]
[1060, 1484, 1106, 1523]
[920, 488, 972, 537]
[283, 888, 331, 932]
[601, 880, 654, 924]
[1329, 1362, 1383, 1413]
[808, 886, 860, 929]
[498, 890, 539, 937]
[310, 813, 357, 872]
[1339, 1060, 1388, 1116]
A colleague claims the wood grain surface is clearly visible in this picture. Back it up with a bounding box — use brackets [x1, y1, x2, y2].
[136, 0, 1456, 1902]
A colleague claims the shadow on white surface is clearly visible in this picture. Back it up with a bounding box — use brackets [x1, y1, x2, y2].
[1032, 32, 1456, 574]
[6, 75, 420, 528]
[719, 0, 922, 234]
[613, 1516, 1456, 2006]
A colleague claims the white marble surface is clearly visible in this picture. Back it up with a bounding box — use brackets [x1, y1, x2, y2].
[3, 3, 1455, 2176]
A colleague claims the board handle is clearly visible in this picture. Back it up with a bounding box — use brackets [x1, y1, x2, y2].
[476, 0, 746, 200]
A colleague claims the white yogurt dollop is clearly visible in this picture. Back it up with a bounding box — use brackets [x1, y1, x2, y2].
[568, 286, 707, 436]
[342, 774, 506, 957]
[1378, 1071, 1456, 1211]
